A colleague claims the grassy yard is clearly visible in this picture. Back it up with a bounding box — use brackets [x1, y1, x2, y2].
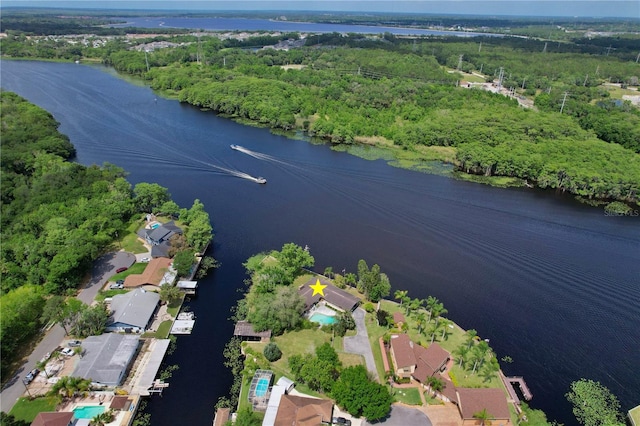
[95, 289, 128, 301]
[166, 295, 184, 317]
[392, 387, 422, 406]
[109, 263, 147, 281]
[9, 396, 60, 423]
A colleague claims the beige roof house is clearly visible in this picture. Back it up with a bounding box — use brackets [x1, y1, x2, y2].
[389, 334, 450, 382]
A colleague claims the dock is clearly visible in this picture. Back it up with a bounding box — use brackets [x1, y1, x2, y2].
[499, 371, 533, 404]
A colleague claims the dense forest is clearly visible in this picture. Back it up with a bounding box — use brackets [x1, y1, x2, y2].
[0, 92, 212, 378]
[1, 14, 639, 204]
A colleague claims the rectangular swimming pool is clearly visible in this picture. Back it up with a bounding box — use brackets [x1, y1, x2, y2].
[309, 313, 336, 325]
[73, 405, 105, 419]
[255, 378, 269, 397]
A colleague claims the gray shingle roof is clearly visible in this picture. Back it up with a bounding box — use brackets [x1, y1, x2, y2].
[298, 277, 360, 312]
[108, 289, 159, 329]
[72, 334, 140, 385]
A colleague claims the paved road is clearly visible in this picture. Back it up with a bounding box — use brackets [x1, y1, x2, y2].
[0, 251, 135, 413]
[343, 308, 379, 381]
[363, 405, 432, 426]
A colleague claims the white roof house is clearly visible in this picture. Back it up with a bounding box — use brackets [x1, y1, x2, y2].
[72, 334, 140, 386]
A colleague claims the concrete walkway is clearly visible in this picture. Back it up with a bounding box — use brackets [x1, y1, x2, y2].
[343, 308, 379, 382]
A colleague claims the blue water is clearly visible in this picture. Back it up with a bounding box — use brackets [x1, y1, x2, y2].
[255, 378, 269, 397]
[151, 223, 160, 229]
[111, 16, 502, 37]
[1, 60, 638, 426]
[73, 405, 105, 419]
[310, 313, 336, 325]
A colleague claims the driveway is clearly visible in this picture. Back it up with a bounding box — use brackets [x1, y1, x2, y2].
[343, 308, 378, 381]
[0, 251, 135, 413]
[364, 405, 432, 426]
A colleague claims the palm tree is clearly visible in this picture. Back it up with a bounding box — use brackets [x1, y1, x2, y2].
[394, 290, 408, 306]
[428, 321, 443, 344]
[480, 358, 500, 383]
[439, 318, 452, 340]
[91, 410, 114, 426]
[425, 296, 439, 322]
[471, 341, 490, 374]
[49, 376, 92, 399]
[414, 312, 427, 334]
[427, 376, 444, 397]
[453, 345, 470, 368]
[473, 408, 494, 426]
[431, 302, 448, 325]
[465, 329, 478, 348]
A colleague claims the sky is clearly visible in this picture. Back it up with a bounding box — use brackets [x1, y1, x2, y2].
[1, 0, 639, 18]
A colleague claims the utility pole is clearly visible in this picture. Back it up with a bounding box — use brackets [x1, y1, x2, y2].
[560, 92, 569, 114]
[542, 42, 548, 53]
[522, 78, 526, 90]
[636, 52, 640, 63]
[497, 67, 504, 90]
[144, 50, 150, 72]
[606, 45, 612, 56]
[583, 74, 589, 87]
[595, 65, 600, 76]
[478, 42, 482, 53]
[479, 63, 483, 74]
[457, 54, 463, 71]
[223, 56, 226, 67]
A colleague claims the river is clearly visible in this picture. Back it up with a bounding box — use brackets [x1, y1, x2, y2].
[110, 16, 503, 37]
[1, 60, 638, 425]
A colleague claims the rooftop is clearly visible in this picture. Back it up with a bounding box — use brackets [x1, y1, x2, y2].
[108, 288, 159, 329]
[456, 387, 511, 420]
[274, 394, 333, 426]
[233, 320, 272, 339]
[30, 412, 74, 426]
[72, 334, 140, 386]
[298, 277, 360, 312]
[124, 257, 173, 288]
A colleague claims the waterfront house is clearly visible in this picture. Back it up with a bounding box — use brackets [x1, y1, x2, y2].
[272, 394, 333, 426]
[389, 334, 450, 382]
[106, 288, 159, 333]
[298, 277, 360, 313]
[123, 257, 175, 288]
[139, 221, 182, 258]
[456, 388, 512, 426]
[30, 412, 75, 426]
[72, 334, 140, 386]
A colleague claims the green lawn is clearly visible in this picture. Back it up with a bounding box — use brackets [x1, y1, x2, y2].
[9, 396, 60, 422]
[166, 295, 184, 317]
[109, 263, 147, 281]
[393, 387, 422, 406]
[95, 289, 128, 301]
[152, 320, 173, 339]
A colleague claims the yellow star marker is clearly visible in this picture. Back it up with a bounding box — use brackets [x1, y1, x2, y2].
[310, 279, 327, 297]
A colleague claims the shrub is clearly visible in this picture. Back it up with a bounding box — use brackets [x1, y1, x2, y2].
[263, 342, 282, 362]
[363, 302, 375, 313]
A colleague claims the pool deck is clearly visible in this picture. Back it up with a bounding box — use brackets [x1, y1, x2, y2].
[307, 302, 337, 318]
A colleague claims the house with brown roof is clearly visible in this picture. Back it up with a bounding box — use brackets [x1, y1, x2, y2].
[123, 257, 175, 288]
[233, 320, 271, 342]
[298, 277, 360, 312]
[389, 334, 450, 382]
[30, 412, 75, 426]
[273, 394, 333, 426]
[456, 388, 512, 426]
[393, 312, 406, 327]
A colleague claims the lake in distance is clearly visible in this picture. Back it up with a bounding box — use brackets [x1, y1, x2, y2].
[1, 59, 638, 425]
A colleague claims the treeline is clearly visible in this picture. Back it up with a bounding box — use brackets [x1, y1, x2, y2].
[0, 92, 212, 378]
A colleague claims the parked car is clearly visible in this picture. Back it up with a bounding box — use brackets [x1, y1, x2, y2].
[67, 340, 81, 347]
[23, 368, 40, 385]
[115, 267, 128, 273]
[140, 257, 150, 263]
[332, 417, 351, 426]
[61, 348, 74, 356]
[110, 282, 124, 290]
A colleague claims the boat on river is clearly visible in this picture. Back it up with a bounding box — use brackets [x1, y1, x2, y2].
[255, 177, 267, 184]
[230, 144, 241, 151]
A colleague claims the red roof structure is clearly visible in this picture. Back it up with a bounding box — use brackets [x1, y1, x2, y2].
[456, 388, 511, 422]
[30, 412, 74, 426]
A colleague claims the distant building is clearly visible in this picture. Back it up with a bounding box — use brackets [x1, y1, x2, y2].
[72, 334, 140, 386]
[106, 288, 159, 333]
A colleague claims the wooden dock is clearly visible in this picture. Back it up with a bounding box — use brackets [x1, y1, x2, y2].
[506, 376, 533, 401]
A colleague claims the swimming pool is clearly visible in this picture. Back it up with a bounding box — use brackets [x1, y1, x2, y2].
[73, 405, 105, 419]
[309, 313, 336, 325]
[150, 223, 160, 229]
[255, 378, 269, 397]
